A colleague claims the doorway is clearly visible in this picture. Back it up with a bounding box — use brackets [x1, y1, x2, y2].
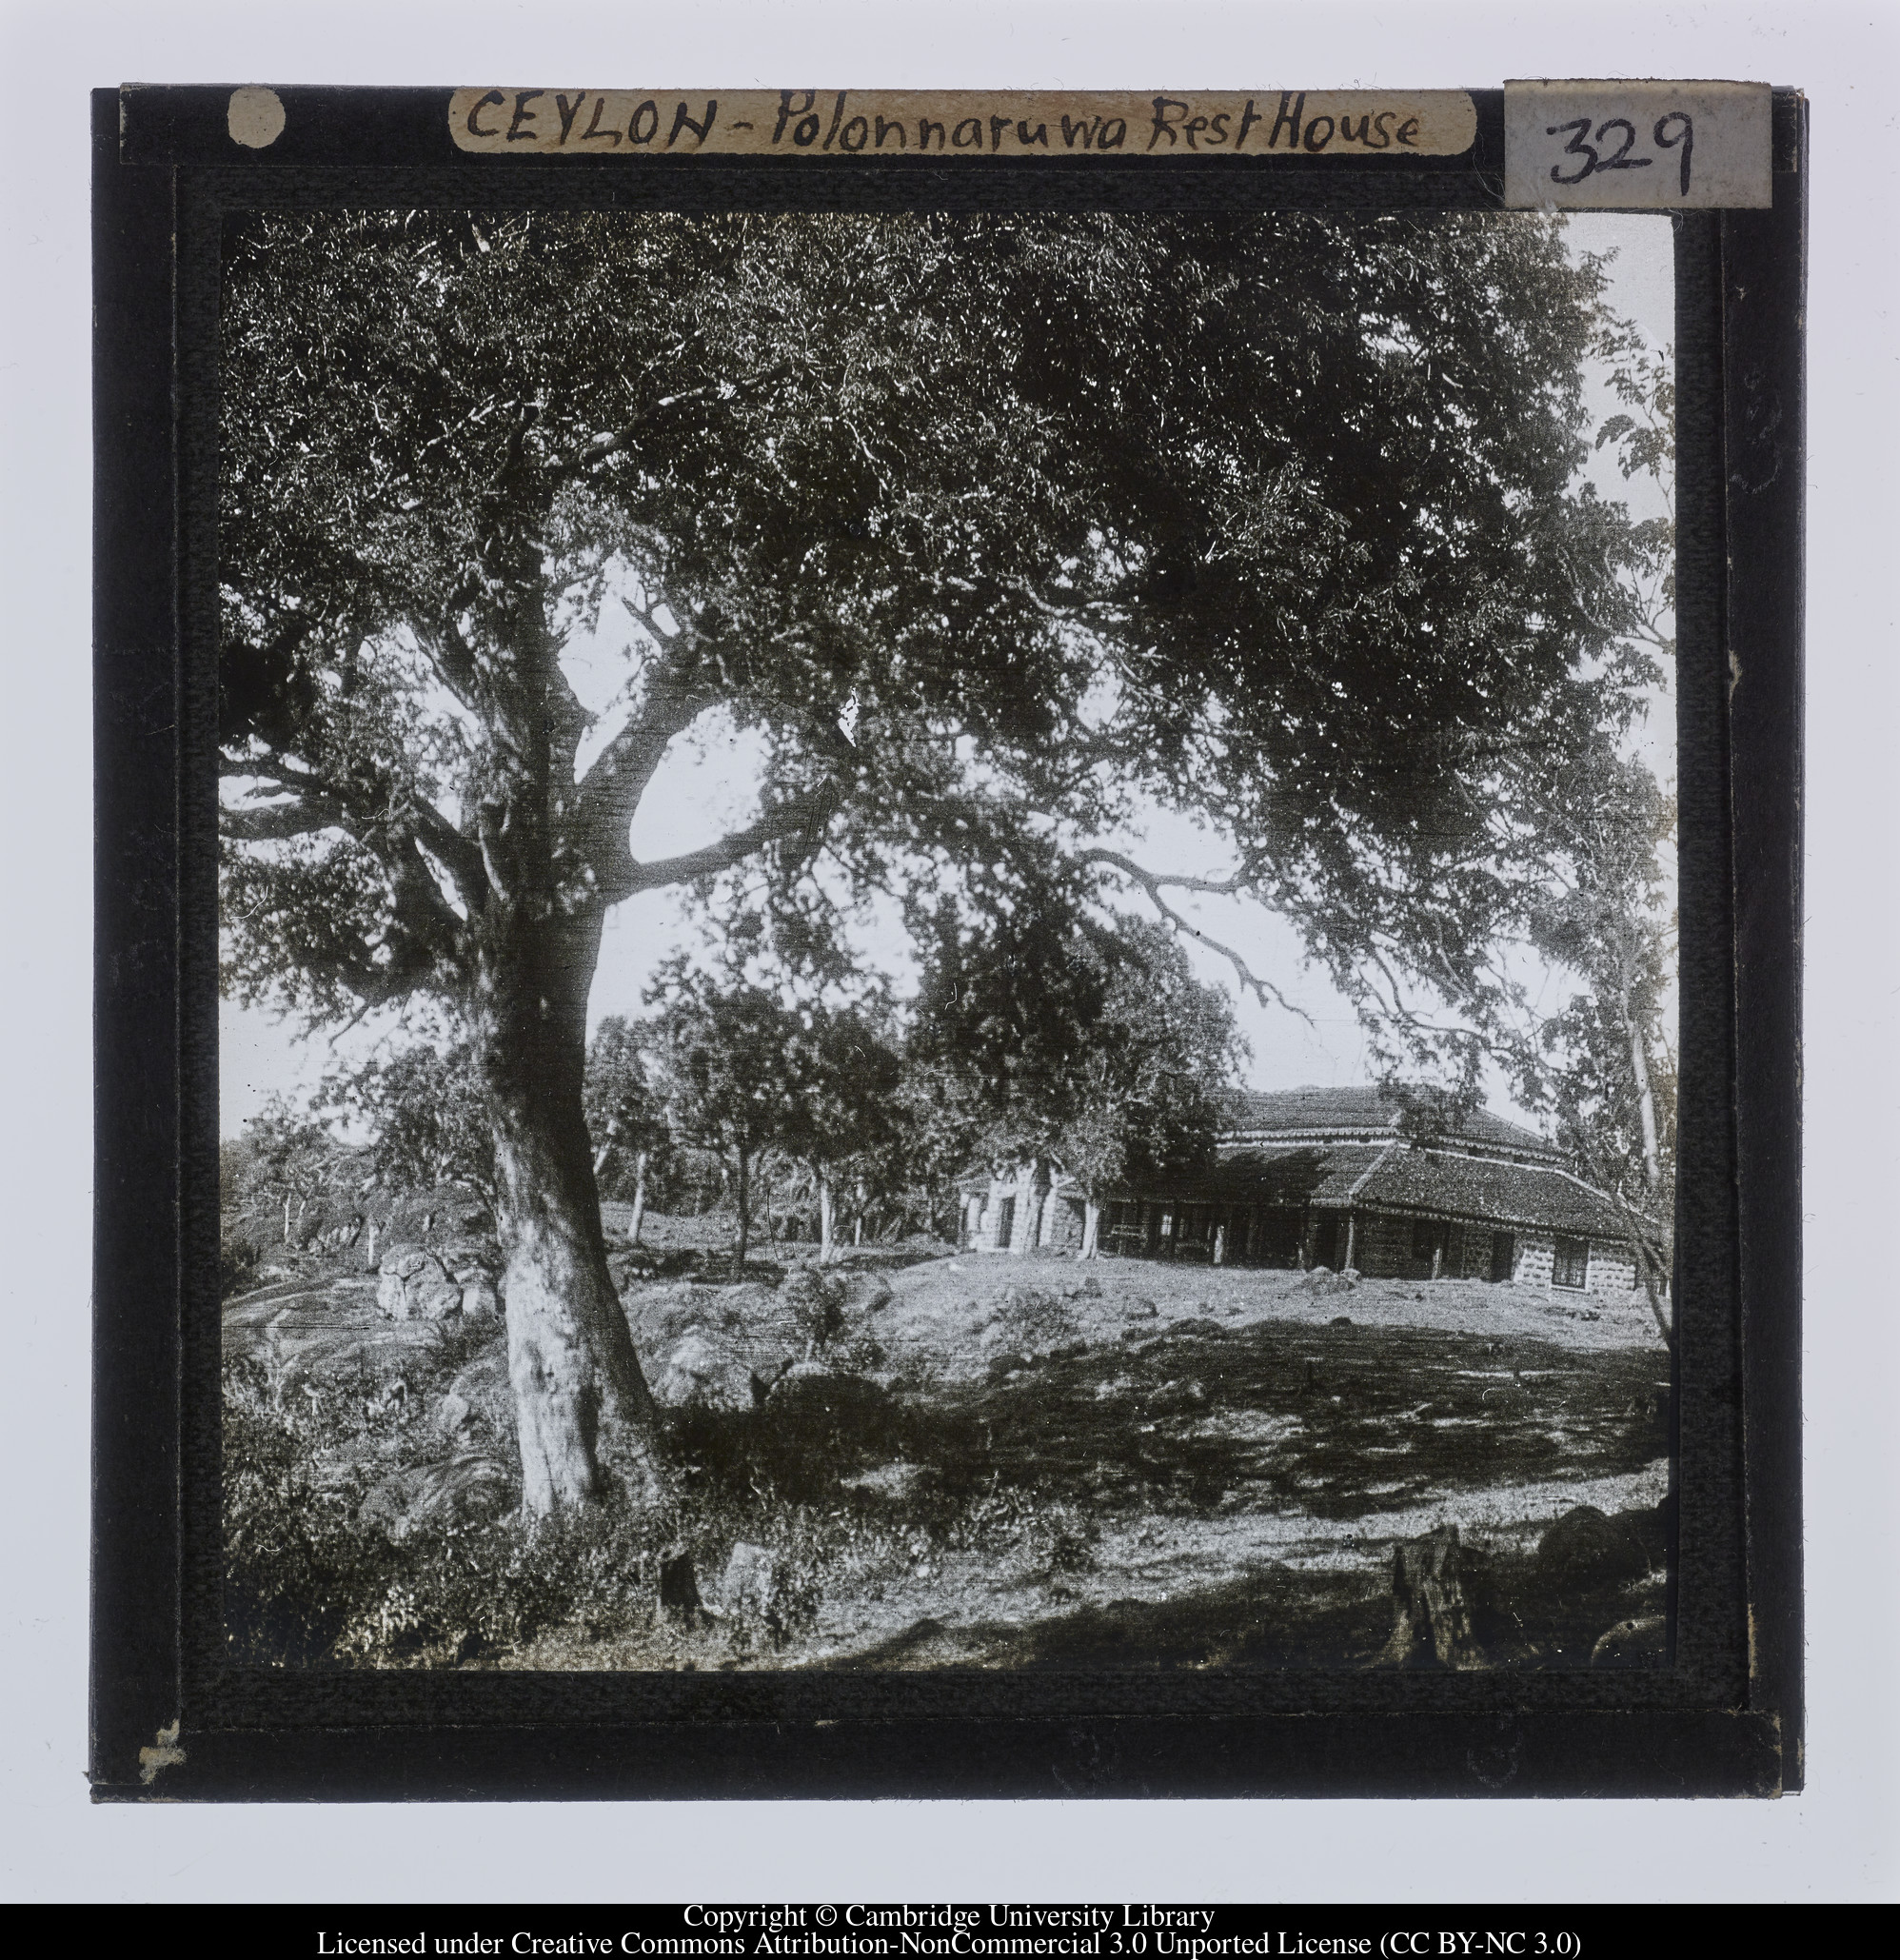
[1489, 1230, 1515, 1283]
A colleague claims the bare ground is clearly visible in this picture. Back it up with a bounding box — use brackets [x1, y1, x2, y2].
[224, 1237, 1672, 1673]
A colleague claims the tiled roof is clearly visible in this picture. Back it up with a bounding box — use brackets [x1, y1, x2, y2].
[1353, 1148, 1630, 1237]
[1176, 1138, 1631, 1237]
[1211, 1141, 1392, 1207]
[1219, 1084, 1557, 1159]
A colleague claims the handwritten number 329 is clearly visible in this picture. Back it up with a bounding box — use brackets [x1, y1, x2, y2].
[1548, 112, 1694, 195]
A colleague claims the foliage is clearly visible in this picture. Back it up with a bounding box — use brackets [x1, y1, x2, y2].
[235, 1094, 352, 1242]
[908, 907, 1243, 1198]
[648, 965, 806, 1268]
[317, 1040, 497, 1207]
[1507, 745, 1677, 1328]
[221, 208, 1635, 1049]
[584, 1015, 672, 1198]
[779, 1267, 848, 1356]
[1053, 917, 1247, 1201]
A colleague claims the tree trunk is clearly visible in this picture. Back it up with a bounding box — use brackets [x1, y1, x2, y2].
[628, 1151, 648, 1248]
[1379, 1525, 1484, 1669]
[472, 921, 663, 1519]
[732, 1147, 751, 1277]
[282, 1195, 293, 1246]
[1626, 1012, 1662, 1192]
[819, 1173, 836, 1262]
[1080, 1198, 1101, 1260]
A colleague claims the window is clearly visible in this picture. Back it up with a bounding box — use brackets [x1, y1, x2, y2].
[1553, 1235, 1589, 1290]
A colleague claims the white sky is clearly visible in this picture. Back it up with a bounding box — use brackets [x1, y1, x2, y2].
[220, 211, 1676, 1137]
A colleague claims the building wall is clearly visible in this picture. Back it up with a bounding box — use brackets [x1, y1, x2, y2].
[971, 1164, 1644, 1292]
[1514, 1230, 1556, 1288]
[1585, 1242, 1637, 1295]
[1046, 1195, 1086, 1251]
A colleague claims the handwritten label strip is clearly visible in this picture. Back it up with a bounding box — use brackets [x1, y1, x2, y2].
[448, 89, 1477, 159]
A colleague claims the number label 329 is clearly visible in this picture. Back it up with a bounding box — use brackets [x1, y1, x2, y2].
[1503, 80, 1772, 209]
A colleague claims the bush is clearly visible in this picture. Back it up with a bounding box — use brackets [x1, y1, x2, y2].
[219, 1234, 261, 1300]
[780, 1267, 846, 1355]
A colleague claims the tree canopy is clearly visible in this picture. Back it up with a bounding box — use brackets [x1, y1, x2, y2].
[221, 208, 1640, 1035]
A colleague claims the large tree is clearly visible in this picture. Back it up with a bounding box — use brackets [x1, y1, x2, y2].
[220, 208, 1634, 1515]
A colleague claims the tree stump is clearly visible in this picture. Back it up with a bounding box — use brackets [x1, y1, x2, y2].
[658, 1552, 704, 1626]
[1378, 1524, 1485, 1669]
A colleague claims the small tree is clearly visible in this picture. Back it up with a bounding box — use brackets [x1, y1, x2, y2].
[650, 969, 803, 1276]
[1511, 748, 1677, 1343]
[1052, 921, 1245, 1257]
[909, 907, 1243, 1255]
[243, 1095, 346, 1246]
[584, 1016, 672, 1246]
[319, 1041, 498, 1214]
[781, 1003, 904, 1260]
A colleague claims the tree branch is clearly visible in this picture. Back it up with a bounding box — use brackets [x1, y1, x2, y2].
[1079, 847, 1316, 1026]
[221, 794, 348, 841]
[611, 791, 838, 905]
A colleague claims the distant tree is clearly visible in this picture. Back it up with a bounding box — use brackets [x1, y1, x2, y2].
[242, 1095, 347, 1246]
[780, 1003, 906, 1260]
[318, 1041, 498, 1213]
[220, 208, 1637, 1515]
[1053, 921, 1246, 1257]
[910, 908, 1243, 1254]
[1508, 746, 1677, 1341]
[904, 894, 1110, 1210]
[650, 969, 803, 1275]
[584, 1016, 671, 1246]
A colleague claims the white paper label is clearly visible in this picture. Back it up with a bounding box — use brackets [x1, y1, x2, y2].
[1504, 80, 1771, 208]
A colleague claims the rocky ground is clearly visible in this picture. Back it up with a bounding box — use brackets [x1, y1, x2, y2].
[222, 1220, 1673, 1673]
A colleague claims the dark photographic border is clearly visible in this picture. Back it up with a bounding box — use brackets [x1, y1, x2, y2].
[91, 84, 1805, 1799]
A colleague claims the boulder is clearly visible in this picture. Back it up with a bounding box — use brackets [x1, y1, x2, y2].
[1302, 1267, 1358, 1297]
[358, 1449, 512, 1541]
[1535, 1505, 1652, 1587]
[375, 1246, 465, 1321]
[457, 1272, 501, 1318]
[433, 1391, 474, 1438]
[650, 1325, 798, 1412]
[437, 1235, 501, 1276]
[1122, 1297, 1159, 1320]
[720, 1541, 778, 1620]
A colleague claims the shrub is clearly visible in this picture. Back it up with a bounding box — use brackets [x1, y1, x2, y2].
[780, 1267, 846, 1355]
[219, 1234, 261, 1300]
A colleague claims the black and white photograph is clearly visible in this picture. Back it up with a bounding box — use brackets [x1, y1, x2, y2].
[214, 201, 1683, 1676]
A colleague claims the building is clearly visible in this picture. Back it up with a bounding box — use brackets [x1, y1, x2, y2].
[957, 1086, 1647, 1297]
